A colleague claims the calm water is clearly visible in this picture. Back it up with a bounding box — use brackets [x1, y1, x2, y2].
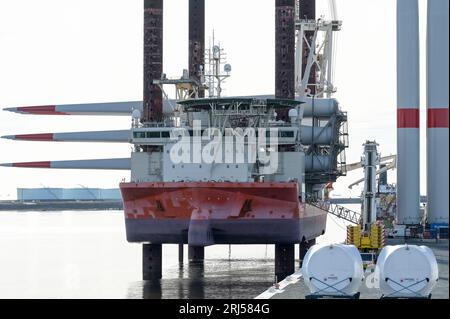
[0, 209, 354, 299]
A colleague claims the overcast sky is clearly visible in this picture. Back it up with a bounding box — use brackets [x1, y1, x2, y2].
[0, 0, 429, 199]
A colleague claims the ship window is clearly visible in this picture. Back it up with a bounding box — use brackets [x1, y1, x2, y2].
[147, 132, 160, 138]
[161, 131, 170, 138]
[134, 132, 146, 138]
[265, 130, 280, 138]
[280, 131, 295, 138]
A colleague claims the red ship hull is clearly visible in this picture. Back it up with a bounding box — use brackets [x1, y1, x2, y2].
[120, 182, 327, 245]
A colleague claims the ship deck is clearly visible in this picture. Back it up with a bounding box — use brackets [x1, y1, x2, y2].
[255, 238, 449, 299]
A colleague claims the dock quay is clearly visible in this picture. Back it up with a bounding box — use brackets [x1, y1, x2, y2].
[256, 239, 449, 299]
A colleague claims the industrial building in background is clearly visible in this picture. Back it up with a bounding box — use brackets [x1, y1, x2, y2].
[16, 188, 121, 201]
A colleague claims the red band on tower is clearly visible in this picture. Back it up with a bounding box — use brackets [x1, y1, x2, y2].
[397, 108, 420, 128]
[428, 108, 449, 128]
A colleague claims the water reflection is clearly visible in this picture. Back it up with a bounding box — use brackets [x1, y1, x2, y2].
[0, 211, 347, 298]
[128, 259, 274, 299]
[187, 262, 205, 299]
[142, 280, 162, 299]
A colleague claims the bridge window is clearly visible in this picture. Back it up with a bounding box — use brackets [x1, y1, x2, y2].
[147, 132, 161, 138]
[134, 132, 146, 138]
[280, 131, 295, 138]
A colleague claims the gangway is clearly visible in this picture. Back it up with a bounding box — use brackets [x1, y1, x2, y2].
[307, 199, 362, 225]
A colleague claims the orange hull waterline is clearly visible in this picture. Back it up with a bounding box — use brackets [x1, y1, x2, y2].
[120, 182, 327, 246]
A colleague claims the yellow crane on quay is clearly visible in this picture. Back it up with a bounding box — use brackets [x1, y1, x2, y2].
[346, 141, 386, 268]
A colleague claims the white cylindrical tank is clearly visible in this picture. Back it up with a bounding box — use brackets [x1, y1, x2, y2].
[302, 244, 364, 296]
[375, 245, 439, 298]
